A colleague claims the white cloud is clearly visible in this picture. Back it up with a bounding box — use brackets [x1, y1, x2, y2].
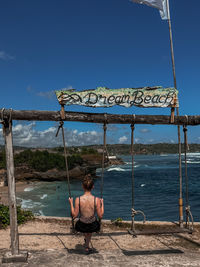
[0, 123, 103, 147]
[37, 90, 55, 100]
[90, 131, 97, 136]
[135, 138, 140, 143]
[0, 51, 15, 61]
[118, 136, 127, 144]
[140, 128, 150, 133]
[27, 85, 74, 100]
[148, 139, 154, 143]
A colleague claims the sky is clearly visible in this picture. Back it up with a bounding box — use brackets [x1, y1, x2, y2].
[0, 0, 200, 147]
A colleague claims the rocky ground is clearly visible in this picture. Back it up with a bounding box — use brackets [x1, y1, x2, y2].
[0, 218, 200, 266]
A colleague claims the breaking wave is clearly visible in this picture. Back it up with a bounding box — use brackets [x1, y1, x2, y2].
[107, 167, 126, 172]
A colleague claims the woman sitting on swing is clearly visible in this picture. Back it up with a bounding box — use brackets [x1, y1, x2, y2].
[69, 174, 104, 253]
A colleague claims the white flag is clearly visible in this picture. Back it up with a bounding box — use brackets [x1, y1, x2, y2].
[131, 0, 169, 20]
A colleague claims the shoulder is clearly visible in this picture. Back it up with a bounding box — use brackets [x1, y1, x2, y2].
[95, 197, 100, 205]
[75, 197, 80, 203]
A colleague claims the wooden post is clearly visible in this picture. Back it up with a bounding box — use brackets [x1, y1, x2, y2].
[3, 119, 19, 255]
[4, 172, 8, 187]
[60, 104, 66, 120]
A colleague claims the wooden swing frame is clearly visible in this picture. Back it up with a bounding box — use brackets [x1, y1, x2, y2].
[1, 108, 200, 261]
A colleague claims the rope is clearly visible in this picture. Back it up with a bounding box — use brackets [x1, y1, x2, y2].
[0, 108, 13, 136]
[8, 109, 13, 131]
[100, 114, 107, 200]
[0, 108, 5, 125]
[130, 123, 135, 214]
[98, 114, 107, 233]
[184, 115, 190, 151]
[184, 114, 189, 125]
[56, 120, 75, 232]
[130, 121, 135, 232]
[183, 124, 194, 230]
[177, 119, 183, 226]
[131, 209, 146, 224]
[130, 118, 146, 233]
[183, 125, 189, 207]
[185, 205, 194, 231]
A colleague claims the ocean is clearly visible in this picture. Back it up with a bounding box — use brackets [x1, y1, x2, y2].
[17, 153, 200, 222]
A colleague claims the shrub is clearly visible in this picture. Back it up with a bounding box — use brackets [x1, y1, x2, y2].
[14, 149, 84, 172]
[0, 204, 34, 229]
[81, 147, 98, 155]
[111, 217, 123, 227]
[0, 204, 9, 228]
[0, 150, 6, 169]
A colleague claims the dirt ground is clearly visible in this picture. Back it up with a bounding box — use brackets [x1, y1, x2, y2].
[1, 182, 200, 266]
[1, 217, 200, 266]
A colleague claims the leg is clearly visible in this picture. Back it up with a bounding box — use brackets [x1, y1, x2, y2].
[84, 233, 92, 250]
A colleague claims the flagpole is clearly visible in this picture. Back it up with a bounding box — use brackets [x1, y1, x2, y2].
[166, 0, 183, 228]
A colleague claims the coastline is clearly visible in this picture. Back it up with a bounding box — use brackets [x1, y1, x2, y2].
[1, 152, 199, 221]
[0, 181, 32, 206]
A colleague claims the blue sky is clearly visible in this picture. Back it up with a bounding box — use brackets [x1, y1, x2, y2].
[0, 0, 200, 147]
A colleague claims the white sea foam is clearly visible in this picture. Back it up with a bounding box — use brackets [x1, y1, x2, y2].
[24, 187, 34, 192]
[40, 194, 48, 200]
[38, 210, 45, 216]
[107, 167, 126, 172]
[123, 162, 140, 168]
[187, 153, 200, 157]
[21, 199, 44, 209]
[186, 160, 200, 164]
[20, 199, 34, 209]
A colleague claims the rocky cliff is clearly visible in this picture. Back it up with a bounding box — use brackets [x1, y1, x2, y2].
[0, 154, 124, 183]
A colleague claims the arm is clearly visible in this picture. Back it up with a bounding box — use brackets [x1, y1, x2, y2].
[69, 197, 79, 218]
[96, 198, 104, 219]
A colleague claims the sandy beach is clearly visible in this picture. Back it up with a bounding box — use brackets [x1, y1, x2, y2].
[0, 182, 33, 206]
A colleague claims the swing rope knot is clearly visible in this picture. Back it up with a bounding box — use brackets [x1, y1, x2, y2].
[183, 125, 187, 132]
[185, 205, 194, 231]
[55, 121, 64, 137]
[0, 108, 5, 125]
[131, 208, 146, 224]
[185, 205, 190, 212]
[184, 115, 189, 125]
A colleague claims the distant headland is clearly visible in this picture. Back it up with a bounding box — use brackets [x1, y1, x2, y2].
[0, 143, 199, 185]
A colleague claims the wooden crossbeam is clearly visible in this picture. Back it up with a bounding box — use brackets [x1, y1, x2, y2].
[1, 109, 200, 125]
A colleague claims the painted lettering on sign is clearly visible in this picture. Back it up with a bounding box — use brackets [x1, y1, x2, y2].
[55, 86, 178, 108]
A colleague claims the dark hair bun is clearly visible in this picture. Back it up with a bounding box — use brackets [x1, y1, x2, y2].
[82, 174, 94, 191]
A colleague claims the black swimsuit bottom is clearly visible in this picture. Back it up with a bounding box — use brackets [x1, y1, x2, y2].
[75, 196, 100, 233]
[75, 219, 100, 233]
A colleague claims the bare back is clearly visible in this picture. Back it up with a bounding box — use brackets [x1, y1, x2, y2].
[79, 194, 96, 219]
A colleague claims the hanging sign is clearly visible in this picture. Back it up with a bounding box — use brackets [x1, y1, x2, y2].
[55, 86, 178, 108]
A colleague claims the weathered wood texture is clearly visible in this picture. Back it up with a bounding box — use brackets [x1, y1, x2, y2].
[55, 86, 179, 108]
[1, 109, 200, 125]
[3, 120, 19, 255]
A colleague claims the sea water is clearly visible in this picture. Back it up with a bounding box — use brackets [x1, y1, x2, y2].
[17, 153, 200, 222]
